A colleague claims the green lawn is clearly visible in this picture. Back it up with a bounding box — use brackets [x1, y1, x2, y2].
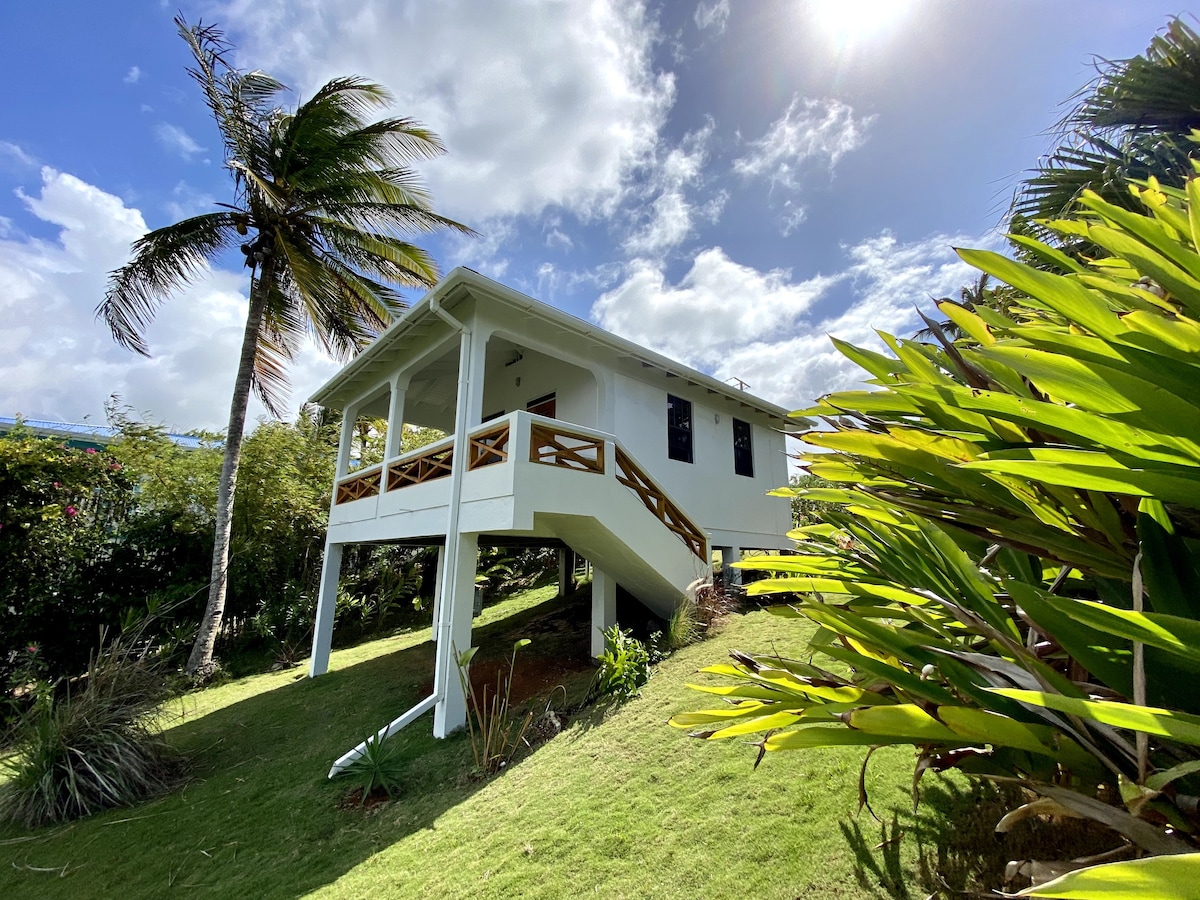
[0, 586, 987, 899]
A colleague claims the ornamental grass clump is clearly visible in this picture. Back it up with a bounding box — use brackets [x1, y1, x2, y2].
[0, 639, 184, 829]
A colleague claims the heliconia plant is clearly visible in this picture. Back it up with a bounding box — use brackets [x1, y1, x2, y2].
[673, 172, 1200, 885]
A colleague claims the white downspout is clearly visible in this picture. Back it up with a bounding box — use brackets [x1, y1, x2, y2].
[429, 293, 474, 716]
[327, 293, 475, 777]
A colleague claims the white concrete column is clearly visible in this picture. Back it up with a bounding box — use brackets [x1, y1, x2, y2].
[335, 404, 359, 478]
[591, 566, 618, 657]
[557, 548, 570, 597]
[430, 544, 446, 642]
[309, 541, 343, 677]
[383, 377, 409, 462]
[727, 547, 745, 586]
[433, 533, 480, 737]
[463, 331, 489, 428]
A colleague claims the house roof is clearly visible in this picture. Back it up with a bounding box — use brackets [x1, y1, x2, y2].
[0, 416, 208, 451]
[309, 267, 801, 427]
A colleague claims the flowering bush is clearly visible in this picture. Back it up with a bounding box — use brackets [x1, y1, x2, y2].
[0, 427, 136, 687]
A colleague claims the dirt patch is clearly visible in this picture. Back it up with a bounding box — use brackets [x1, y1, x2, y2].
[419, 584, 597, 709]
[337, 786, 394, 812]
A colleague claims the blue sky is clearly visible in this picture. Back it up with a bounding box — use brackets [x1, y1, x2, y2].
[0, 0, 1185, 431]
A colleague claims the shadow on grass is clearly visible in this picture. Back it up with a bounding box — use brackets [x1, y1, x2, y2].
[839, 777, 1123, 899]
[0, 588, 597, 900]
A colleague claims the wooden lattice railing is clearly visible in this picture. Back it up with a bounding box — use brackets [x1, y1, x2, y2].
[614, 447, 706, 560]
[334, 467, 383, 505]
[386, 444, 453, 490]
[529, 423, 605, 474]
[467, 423, 510, 470]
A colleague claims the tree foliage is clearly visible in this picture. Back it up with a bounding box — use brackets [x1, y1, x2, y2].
[98, 18, 472, 675]
[675, 177, 1200, 886]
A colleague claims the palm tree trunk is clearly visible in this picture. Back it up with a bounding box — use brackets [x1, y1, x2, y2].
[186, 257, 275, 675]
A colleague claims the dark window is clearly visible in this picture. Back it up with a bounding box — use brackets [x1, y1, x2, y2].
[527, 392, 556, 418]
[733, 418, 753, 477]
[667, 394, 693, 463]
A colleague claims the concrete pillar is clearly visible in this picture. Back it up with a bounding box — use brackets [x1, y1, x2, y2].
[727, 547, 744, 587]
[591, 566, 618, 657]
[557, 548, 571, 597]
[309, 541, 343, 677]
[433, 532, 480, 737]
[463, 331, 488, 428]
[383, 378, 408, 462]
[430, 544, 446, 642]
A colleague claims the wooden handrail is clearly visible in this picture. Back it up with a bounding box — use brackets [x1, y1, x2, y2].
[467, 423, 510, 471]
[387, 444, 453, 490]
[334, 467, 383, 505]
[529, 423, 604, 474]
[614, 447, 706, 560]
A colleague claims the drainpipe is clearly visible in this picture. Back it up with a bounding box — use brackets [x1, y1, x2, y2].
[327, 291, 476, 777]
[428, 292, 474, 716]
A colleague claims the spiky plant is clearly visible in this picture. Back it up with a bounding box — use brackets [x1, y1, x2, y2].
[98, 18, 474, 675]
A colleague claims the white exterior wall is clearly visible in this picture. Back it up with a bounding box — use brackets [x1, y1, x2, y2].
[480, 346, 598, 428]
[611, 372, 789, 549]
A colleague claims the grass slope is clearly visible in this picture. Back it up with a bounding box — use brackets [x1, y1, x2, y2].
[2, 586, 956, 899]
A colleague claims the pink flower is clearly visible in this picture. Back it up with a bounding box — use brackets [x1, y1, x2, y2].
[53, 482, 61, 489]
[109, 462, 122, 471]
[85, 448, 97, 455]
[27, 645, 38, 655]
[64, 505, 78, 517]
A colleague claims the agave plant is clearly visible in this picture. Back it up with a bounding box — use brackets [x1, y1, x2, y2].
[674, 173, 1200, 884]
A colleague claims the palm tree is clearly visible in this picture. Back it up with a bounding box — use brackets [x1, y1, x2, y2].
[99, 19, 474, 675]
[1014, 18, 1200, 228]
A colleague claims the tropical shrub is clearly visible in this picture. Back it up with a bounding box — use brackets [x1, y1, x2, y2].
[674, 177, 1200, 883]
[333, 732, 405, 804]
[454, 639, 534, 775]
[593, 626, 651, 700]
[0, 638, 184, 828]
[0, 429, 139, 685]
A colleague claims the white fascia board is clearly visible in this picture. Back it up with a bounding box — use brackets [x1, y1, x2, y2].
[309, 267, 805, 428]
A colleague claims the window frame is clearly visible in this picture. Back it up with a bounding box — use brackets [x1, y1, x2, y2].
[732, 417, 754, 477]
[666, 394, 694, 464]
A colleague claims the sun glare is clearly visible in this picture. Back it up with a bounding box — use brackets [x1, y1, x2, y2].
[806, 0, 915, 48]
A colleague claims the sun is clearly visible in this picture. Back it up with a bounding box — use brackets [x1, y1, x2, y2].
[806, 0, 916, 49]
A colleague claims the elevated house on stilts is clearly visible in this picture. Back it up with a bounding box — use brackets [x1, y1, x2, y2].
[308, 268, 796, 775]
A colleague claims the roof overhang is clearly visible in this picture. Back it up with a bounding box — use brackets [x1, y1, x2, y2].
[309, 268, 806, 429]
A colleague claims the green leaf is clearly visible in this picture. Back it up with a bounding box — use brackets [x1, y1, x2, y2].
[1138, 499, 1200, 618]
[1019, 853, 1200, 899]
[992, 689, 1200, 747]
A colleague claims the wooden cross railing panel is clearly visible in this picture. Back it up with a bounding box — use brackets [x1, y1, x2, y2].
[334, 468, 383, 505]
[467, 424, 510, 471]
[386, 445, 453, 490]
[614, 447, 706, 560]
[529, 423, 605, 474]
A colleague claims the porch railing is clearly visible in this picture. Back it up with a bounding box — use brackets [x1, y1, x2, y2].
[334, 466, 383, 504]
[614, 447, 706, 560]
[528, 422, 604, 474]
[386, 443, 453, 490]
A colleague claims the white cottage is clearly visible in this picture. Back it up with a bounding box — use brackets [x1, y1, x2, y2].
[308, 268, 796, 773]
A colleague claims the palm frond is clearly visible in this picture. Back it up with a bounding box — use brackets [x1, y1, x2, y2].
[98, 213, 237, 354]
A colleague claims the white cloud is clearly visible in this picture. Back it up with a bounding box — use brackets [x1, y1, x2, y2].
[154, 124, 204, 161]
[164, 180, 216, 221]
[694, 0, 730, 34]
[593, 247, 840, 369]
[592, 231, 991, 412]
[733, 96, 872, 190]
[0, 141, 37, 170]
[124, 66, 142, 84]
[622, 120, 719, 259]
[0, 168, 339, 432]
[218, 0, 674, 224]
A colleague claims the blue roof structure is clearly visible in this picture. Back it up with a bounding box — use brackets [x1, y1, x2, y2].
[0, 416, 208, 451]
